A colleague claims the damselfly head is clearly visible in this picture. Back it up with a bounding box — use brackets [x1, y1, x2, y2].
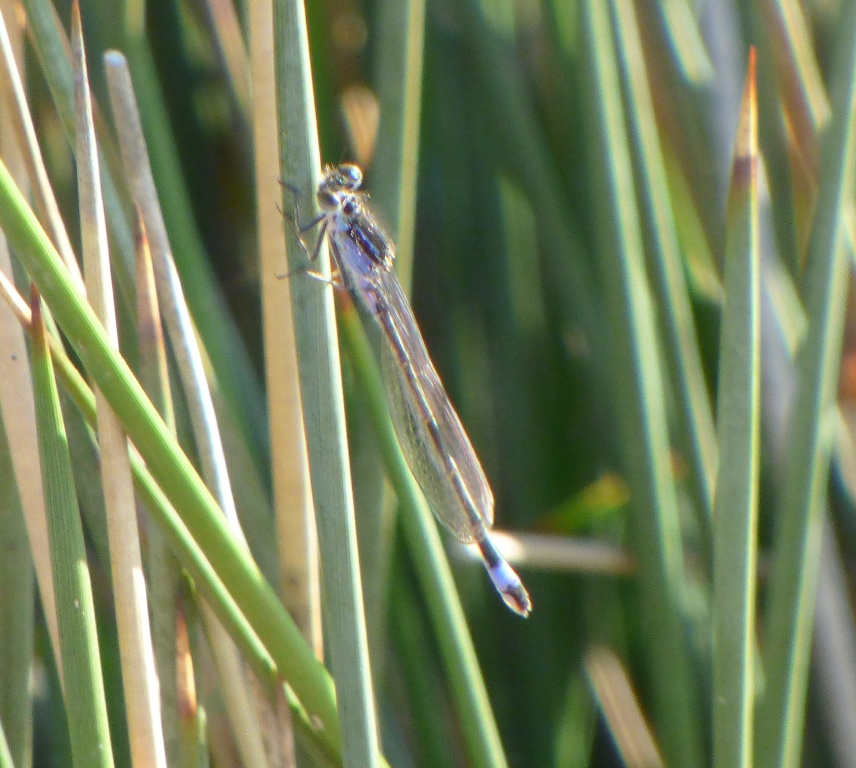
[318, 164, 365, 212]
[336, 163, 363, 190]
[321, 163, 363, 193]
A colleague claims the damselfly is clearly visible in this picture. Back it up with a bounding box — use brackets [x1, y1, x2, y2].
[296, 163, 531, 617]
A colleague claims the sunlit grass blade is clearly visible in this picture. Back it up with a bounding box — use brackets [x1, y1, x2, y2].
[582, 2, 703, 767]
[133, 209, 186, 767]
[712, 49, 760, 768]
[71, 9, 167, 767]
[0, 7, 80, 292]
[248, 0, 320, 652]
[585, 646, 665, 767]
[653, 0, 714, 84]
[273, 0, 383, 766]
[755, 3, 856, 766]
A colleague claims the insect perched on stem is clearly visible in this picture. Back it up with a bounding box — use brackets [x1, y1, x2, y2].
[293, 163, 531, 617]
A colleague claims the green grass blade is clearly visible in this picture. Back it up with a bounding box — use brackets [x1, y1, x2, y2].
[582, 2, 703, 766]
[712, 51, 761, 768]
[459, 0, 601, 351]
[754, 0, 830, 274]
[612, 0, 717, 538]
[654, 0, 714, 84]
[30, 294, 115, 768]
[755, 3, 856, 766]
[811, 513, 856, 765]
[388, 562, 458, 768]
[273, 0, 383, 766]
[0, 716, 14, 768]
[2, 256, 347, 762]
[371, 0, 426, 288]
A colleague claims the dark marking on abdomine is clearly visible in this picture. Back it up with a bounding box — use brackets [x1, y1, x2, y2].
[347, 215, 393, 266]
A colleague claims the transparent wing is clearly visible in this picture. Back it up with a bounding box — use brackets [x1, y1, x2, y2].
[374, 269, 494, 543]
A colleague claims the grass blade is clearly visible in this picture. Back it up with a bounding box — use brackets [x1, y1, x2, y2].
[273, 0, 383, 765]
[612, 0, 717, 540]
[756, 2, 856, 765]
[134, 211, 184, 768]
[371, 0, 426, 287]
[30, 291, 115, 768]
[0, 372, 33, 768]
[72, 9, 167, 768]
[712, 49, 760, 768]
[582, 2, 703, 765]
[249, 0, 321, 650]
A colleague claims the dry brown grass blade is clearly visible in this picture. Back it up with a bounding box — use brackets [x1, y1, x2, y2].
[585, 647, 665, 768]
[71, 7, 168, 767]
[249, 0, 321, 657]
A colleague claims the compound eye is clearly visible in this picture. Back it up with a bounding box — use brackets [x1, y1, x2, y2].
[317, 189, 338, 210]
[339, 164, 363, 190]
